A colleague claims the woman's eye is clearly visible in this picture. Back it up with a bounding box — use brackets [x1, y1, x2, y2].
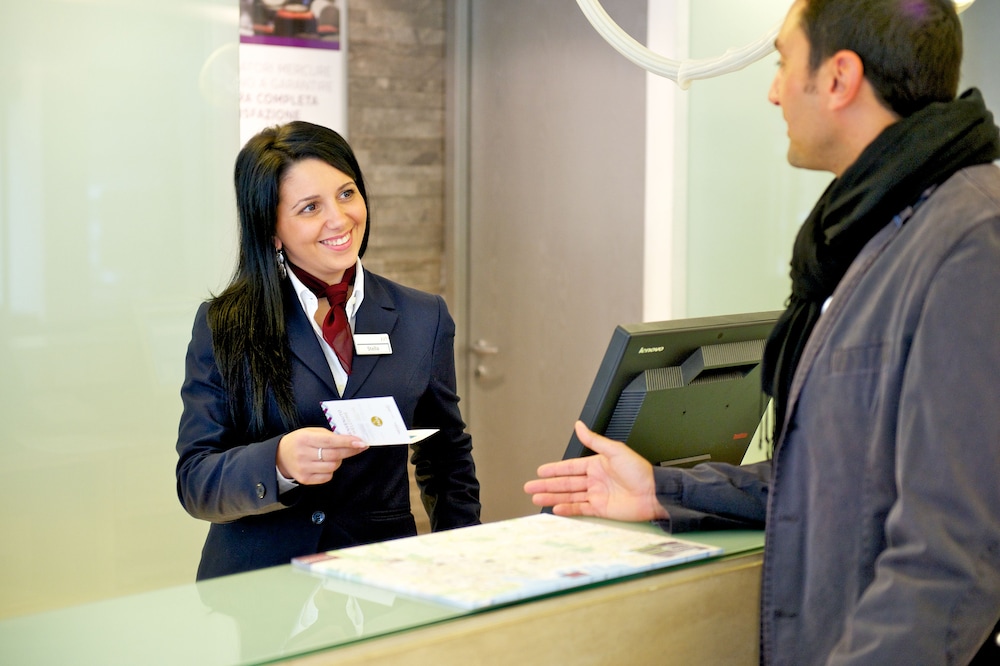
[301, 203, 317, 213]
[339, 189, 354, 200]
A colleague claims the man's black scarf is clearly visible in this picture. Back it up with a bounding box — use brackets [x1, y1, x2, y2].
[762, 88, 1000, 436]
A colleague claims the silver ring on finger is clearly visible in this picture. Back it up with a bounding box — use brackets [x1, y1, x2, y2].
[317, 447, 324, 462]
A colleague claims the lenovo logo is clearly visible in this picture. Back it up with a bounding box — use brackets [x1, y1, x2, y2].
[638, 346, 665, 354]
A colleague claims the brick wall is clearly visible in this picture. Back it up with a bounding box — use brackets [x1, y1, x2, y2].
[347, 0, 447, 298]
[347, 0, 449, 533]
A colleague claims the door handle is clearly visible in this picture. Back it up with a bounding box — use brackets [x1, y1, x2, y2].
[471, 339, 500, 381]
[470, 339, 499, 356]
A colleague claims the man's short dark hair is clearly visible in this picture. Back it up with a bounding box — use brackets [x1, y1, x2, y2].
[800, 0, 962, 117]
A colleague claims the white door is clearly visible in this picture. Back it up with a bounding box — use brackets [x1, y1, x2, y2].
[455, 0, 648, 522]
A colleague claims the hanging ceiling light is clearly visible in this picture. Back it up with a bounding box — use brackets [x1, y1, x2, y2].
[575, 0, 977, 89]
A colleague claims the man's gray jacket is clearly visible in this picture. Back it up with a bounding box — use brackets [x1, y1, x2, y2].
[654, 163, 1000, 665]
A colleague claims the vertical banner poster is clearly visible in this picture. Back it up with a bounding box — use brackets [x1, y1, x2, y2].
[238, 1, 347, 147]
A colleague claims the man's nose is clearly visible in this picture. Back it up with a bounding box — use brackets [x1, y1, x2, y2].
[767, 77, 780, 106]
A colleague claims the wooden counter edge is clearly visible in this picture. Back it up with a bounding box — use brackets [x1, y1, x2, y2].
[282, 550, 763, 666]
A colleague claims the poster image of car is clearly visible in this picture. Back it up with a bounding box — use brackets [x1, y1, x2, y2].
[237, 0, 348, 144]
[240, 0, 342, 50]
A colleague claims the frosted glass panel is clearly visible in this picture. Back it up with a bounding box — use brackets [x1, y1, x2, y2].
[960, 1, 1000, 113]
[685, 0, 829, 318]
[0, 1, 239, 618]
[683, 1, 1000, 319]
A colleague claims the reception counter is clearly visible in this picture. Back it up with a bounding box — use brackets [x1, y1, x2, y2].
[0, 521, 763, 665]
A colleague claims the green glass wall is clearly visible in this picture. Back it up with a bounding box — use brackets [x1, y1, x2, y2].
[682, 0, 1000, 319]
[0, 1, 238, 617]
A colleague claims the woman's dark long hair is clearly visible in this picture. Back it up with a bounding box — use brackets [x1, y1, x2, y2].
[208, 121, 371, 437]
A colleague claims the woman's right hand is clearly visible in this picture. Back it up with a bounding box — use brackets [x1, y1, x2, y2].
[276, 427, 369, 485]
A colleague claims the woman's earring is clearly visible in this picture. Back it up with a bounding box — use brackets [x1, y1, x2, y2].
[276, 247, 288, 279]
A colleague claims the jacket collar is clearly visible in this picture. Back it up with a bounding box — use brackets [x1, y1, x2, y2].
[283, 271, 399, 400]
[343, 271, 398, 398]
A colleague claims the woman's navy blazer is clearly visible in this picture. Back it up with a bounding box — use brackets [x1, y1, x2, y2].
[176, 271, 481, 580]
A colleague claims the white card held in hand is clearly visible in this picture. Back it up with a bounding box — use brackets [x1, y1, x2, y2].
[320, 397, 438, 446]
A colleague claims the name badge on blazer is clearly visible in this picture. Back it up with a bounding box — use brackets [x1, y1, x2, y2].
[354, 333, 392, 355]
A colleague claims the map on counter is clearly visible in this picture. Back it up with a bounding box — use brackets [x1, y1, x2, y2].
[291, 513, 723, 609]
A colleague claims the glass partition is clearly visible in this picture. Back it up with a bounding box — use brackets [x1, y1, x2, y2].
[684, 0, 829, 319]
[682, 0, 999, 319]
[0, 0, 239, 617]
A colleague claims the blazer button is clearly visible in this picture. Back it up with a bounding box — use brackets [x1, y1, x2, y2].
[311, 511, 326, 525]
[256, 483, 266, 499]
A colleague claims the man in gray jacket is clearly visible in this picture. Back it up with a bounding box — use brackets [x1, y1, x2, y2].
[525, 0, 1000, 663]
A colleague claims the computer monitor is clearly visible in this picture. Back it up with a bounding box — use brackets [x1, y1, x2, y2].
[562, 311, 781, 468]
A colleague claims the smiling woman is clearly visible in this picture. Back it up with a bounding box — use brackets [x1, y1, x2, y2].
[275, 158, 368, 286]
[175, 121, 482, 580]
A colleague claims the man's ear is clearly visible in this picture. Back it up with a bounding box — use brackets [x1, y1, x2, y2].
[826, 49, 865, 110]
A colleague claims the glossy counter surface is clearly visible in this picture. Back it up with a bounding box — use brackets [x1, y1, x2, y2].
[0, 521, 764, 665]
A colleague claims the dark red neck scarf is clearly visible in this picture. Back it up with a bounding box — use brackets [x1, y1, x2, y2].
[289, 262, 357, 374]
